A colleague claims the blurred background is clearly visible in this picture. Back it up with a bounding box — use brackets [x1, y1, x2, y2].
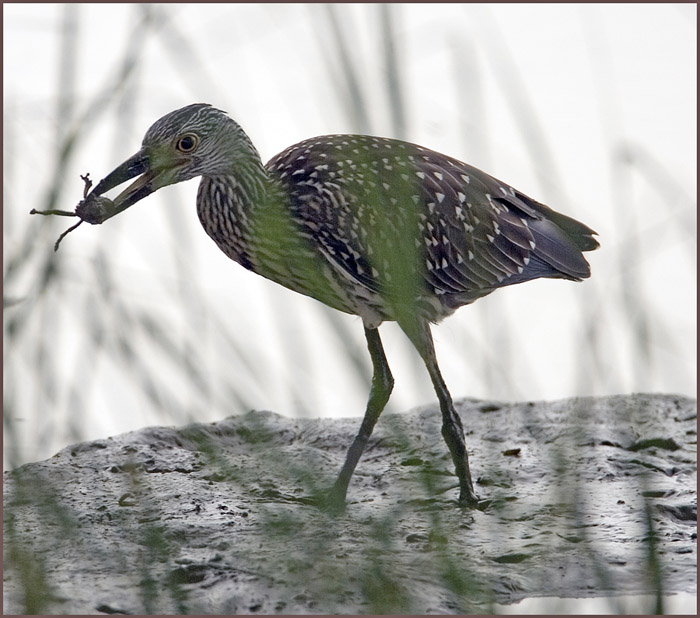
[3, 3, 696, 469]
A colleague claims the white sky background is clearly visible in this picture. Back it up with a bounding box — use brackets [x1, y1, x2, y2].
[3, 3, 697, 468]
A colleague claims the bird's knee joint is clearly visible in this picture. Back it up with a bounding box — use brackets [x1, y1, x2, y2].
[442, 420, 466, 448]
[385, 373, 395, 393]
[373, 368, 394, 397]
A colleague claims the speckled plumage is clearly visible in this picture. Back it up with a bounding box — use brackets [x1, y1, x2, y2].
[191, 107, 597, 329]
[267, 134, 597, 323]
[89, 103, 599, 507]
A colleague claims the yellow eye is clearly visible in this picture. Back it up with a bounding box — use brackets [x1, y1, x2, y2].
[176, 134, 198, 153]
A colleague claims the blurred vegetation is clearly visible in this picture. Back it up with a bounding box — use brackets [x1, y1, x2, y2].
[3, 3, 695, 614]
[4, 2, 695, 469]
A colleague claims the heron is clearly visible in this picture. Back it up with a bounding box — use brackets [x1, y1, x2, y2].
[62, 103, 599, 508]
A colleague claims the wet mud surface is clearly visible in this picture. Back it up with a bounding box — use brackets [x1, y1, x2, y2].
[3, 393, 696, 614]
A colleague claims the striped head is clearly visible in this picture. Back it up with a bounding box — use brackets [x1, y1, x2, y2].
[88, 104, 265, 215]
[141, 103, 261, 181]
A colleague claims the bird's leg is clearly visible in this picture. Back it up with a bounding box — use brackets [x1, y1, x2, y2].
[399, 318, 480, 507]
[326, 326, 394, 509]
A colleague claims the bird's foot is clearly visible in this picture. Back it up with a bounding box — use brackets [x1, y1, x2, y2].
[459, 489, 493, 511]
[458, 484, 485, 509]
[303, 483, 348, 515]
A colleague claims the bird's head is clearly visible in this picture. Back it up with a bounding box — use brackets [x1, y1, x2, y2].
[88, 103, 262, 219]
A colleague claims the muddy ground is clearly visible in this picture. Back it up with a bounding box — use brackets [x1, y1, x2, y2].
[3, 393, 696, 614]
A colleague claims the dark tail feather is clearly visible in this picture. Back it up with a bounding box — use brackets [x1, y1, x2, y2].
[496, 191, 599, 282]
[512, 191, 600, 253]
[527, 218, 593, 280]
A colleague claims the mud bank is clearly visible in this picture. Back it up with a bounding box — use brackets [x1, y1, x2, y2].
[3, 393, 696, 614]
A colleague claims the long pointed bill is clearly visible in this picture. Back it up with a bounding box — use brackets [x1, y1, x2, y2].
[72, 149, 160, 226]
[35, 147, 167, 249]
[88, 149, 153, 218]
